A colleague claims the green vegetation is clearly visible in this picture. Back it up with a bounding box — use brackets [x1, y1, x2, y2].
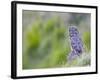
[22, 11, 91, 69]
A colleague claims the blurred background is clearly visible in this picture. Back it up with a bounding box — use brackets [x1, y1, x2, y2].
[22, 10, 91, 69]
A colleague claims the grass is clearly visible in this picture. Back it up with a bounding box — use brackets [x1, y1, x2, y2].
[22, 13, 91, 69]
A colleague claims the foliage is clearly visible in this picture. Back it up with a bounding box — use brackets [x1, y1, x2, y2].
[22, 12, 91, 69]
